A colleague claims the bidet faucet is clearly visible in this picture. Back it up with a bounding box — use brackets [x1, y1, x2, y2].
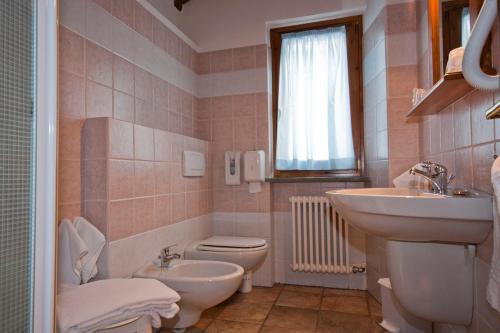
[409, 161, 454, 195]
[159, 244, 181, 268]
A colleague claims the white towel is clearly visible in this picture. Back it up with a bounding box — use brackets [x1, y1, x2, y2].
[74, 216, 106, 283]
[58, 219, 89, 287]
[487, 157, 500, 312]
[393, 163, 431, 189]
[56, 278, 180, 333]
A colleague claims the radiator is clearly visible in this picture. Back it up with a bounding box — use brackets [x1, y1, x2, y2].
[289, 196, 362, 274]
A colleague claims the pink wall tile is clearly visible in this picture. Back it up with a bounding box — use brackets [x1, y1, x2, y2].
[59, 116, 83, 160]
[168, 84, 181, 112]
[86, 81, 112, 118]
[472, 143, 494, 193]
[58, 159, 81, 204]
[109, 199, 134, 241]
[255, 93, 268, 117]
[133, 2, 153, 41]
[112, 0, 134, 27]
[83, 118, 108, 159]
[181, 116, 193, 137]
[83, 159, 108, 200]
[453, 95, 472, 148]
[168, 112, 182, 134]
[233, 46, 256, 71]
[454, 147, 473, 188]
[212, 96, 233, 118]
[186, 191, 200, 218]
[60, 71, 85, 119]
[196, 98, 212, 119]
[172, 193, 187, 222]
[59, 26, 84, 76]
[154, 130, 172, 161]
[213, 189, 235, 212]
[153, 78, 169, 110]
[135, 98, 155, 128]
[155, 195, 172, 227]
[235, 190, 258, 212]
[83, 201, 108, 237]
[134, 67, 153, 102]
[386, 2, 417, 35]
[470, 90, 494, 145]
[196, 52, 211, 74]
[154, 108, 169, 132]
[152, 17, 168, 52]
[133, 197, 155, 234]
[86, 41, 113, 87]
[255, 45, 268, 68]
[93, 0, 113, 13]
[234, 117, 256, 143]
[134, 124, 155, 160]
[108, 159, 134, 200]
[439, 105, 454, 152]
[211, 49, 233, 73]
[387, 97, 418, 130]
[167, 29, 181, 60]
[155, 162, 171, 195]
[113, 90, 135, 122]
[387, 65, 418, 98]
[212, 118, 234, 142]
[134, 161, 155, 196]
[113, 56, 135, 95]
[170, 163, 186, 193]
[109, 119, 134, 159]
[181, 91, 193, 117]
[233, 94, 255, 117]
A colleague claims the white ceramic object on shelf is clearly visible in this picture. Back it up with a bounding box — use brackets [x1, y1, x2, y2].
[184, 236, 268, 293]
[134, 260, 243, 331]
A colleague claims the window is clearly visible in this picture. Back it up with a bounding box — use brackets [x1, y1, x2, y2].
[271, 16, 363, 177]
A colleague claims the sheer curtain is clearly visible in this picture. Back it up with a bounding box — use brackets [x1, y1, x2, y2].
[276, 26, 355, 171]
[461, 7, 471, 46]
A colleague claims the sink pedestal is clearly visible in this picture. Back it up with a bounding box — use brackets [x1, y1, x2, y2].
[386, 240, 475, 328]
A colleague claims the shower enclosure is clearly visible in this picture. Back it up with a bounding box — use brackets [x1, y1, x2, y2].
[0, 1, 57, 332]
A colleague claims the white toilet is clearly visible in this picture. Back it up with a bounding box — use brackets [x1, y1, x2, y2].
[184, 236, 268, 293]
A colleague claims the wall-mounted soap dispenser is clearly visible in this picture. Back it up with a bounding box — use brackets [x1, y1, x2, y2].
[243, 150, 265, 193]
[225, 151, 241, 185]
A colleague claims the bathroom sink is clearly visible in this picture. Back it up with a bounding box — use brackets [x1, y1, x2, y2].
[326, 188, 493, 243]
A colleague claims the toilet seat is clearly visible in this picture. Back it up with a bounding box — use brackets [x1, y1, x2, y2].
[197, 236, 267, 253]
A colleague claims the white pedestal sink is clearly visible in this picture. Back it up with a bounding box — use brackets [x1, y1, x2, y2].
[326, 188, 493, 330]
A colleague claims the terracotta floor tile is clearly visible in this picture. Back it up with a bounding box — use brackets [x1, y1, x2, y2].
[367, 295, 382, 317]
[321, 295, 369, 315]
[317, 310, 373, 333]
[205, 319, 261, 333]
[203, 305, 225, 319]
[263, 306, 318, 331]
[323, 288, 367, 298]
[283, 284, 323, 295]
[275, 290, 322, 309]
[218, 302, 272, 323]
[232, 287, 281, 304]
[259, 326, 312, 333]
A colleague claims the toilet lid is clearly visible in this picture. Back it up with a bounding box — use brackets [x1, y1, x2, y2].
[199, 236, 266, 249]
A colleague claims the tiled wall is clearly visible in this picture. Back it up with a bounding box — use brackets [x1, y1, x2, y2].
[58, 25, 208, 219]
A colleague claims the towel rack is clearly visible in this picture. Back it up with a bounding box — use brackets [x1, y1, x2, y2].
[485, 99, 500, 120]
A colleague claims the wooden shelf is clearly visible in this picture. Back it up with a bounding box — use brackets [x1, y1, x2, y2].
[406, 72, 474, 117]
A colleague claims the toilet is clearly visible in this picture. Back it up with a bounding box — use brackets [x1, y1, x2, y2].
[134, 259, 243, 331]
[184, 236, 268, 293]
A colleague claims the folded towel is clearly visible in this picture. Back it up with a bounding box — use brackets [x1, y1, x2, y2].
[58, 219, 89, 288]
[393, 163, 431, 189]
[74, 216, 106, 283]
[487, 157, 500, 312]
[57, 278, 180, 333]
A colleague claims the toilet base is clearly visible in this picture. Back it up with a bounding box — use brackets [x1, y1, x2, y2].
[239, 272, 253, 293]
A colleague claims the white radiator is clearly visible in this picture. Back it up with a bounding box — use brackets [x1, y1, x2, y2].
[289, 196, 362, 274]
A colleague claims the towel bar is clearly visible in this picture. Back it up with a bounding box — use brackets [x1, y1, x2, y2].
[485, 99, 500, 119]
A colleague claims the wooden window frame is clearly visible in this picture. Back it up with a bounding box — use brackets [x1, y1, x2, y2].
[270, 15, 364, 178]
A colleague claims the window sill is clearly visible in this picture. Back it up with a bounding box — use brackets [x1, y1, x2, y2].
[265, 175, 369, 184]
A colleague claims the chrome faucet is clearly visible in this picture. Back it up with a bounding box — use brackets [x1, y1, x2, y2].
[409, 161, 454, 195]
[158, 244, 181, 268]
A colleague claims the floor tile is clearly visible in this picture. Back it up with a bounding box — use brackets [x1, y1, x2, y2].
[367, 295, 382, 318]
[231, 287, 281, 304]
[259, 326, 312, 333]
[263, 305, 318, 331]
[283, 284, 323, 295]
[317, 310, 373, 333]
[205, 319, 261, 333]
[323, 288, 367, 298]
[321, 295, 369, 315]
[203, 305, 225, 319]
[275, 290, 322, 309]
[218, 302, 272, 323]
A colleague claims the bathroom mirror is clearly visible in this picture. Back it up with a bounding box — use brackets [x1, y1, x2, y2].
[428, 0, 496, 83]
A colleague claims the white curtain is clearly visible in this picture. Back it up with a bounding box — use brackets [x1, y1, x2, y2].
[461, 7, 471, 46]
[276, 26, 355, 170]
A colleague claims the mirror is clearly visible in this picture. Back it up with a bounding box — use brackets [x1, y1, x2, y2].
[440, 0, 471, 72]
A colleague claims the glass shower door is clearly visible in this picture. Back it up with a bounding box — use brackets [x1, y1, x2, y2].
[0, 0, 36, 331]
